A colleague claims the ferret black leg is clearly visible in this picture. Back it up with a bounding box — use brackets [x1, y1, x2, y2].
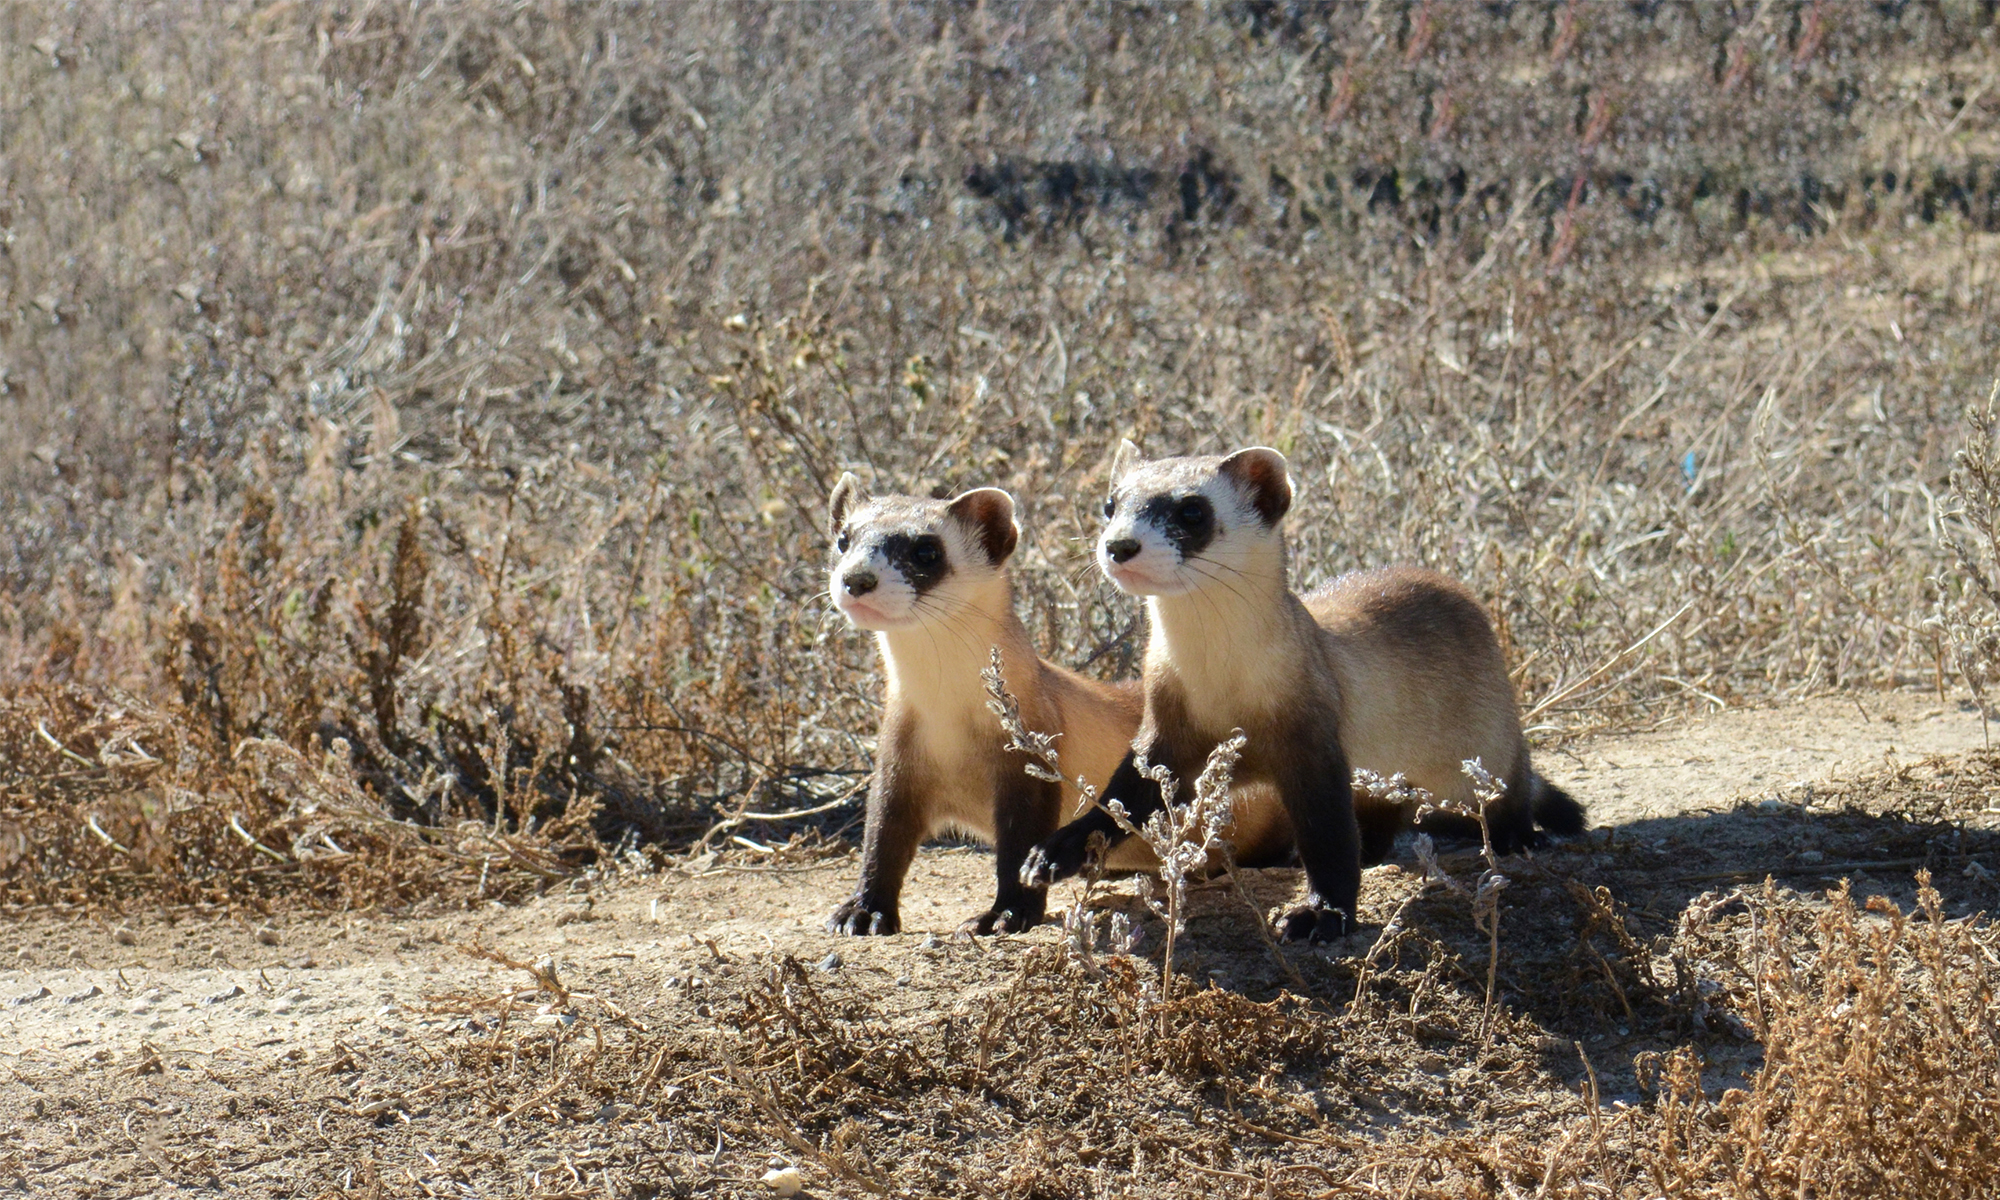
[1271, 747, 1363, 943]
[969, 771, 1061, 934]
[1355, 797, 1403, 866]
[1019, 747, 1167, 887]
[827, 762, 923, 936]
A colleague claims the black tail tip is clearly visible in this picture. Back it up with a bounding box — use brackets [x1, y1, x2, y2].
[1534, 778, 1587, 836]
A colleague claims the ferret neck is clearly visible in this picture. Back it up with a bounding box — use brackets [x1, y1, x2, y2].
[1145, 539, 1295, 698]
[877, 576, 1032, 714]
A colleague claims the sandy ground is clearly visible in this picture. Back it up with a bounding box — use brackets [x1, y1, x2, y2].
[1, 689, 1984, 1074]
[1556, 690, 1988, 825]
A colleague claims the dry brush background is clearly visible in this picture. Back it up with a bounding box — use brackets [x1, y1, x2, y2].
[3, 2, 2000, 1196]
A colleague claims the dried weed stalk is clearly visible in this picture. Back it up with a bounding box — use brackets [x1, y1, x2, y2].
[1413, 758, 1513, 1041]
[1350, 769, 1437, 1013]
[1932, 378, 2000, 734]
[983, 648, 1246, 1009]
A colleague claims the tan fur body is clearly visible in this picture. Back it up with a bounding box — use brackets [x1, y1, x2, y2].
[873, 588, 1149, 868]
[824, 480, 1152, 936]
[1136, 556, 1558, 869]
[1307, 566, 1534, 819]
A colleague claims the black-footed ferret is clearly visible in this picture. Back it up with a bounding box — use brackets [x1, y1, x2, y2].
[1022, 442, 1584, 943]
[823, 473, 1154, 936]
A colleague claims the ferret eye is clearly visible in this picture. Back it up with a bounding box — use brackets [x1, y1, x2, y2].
[835, 533, 850, 553]
[911, 540, 943, 568]
[1102, 498, 1116, 518]
[1176, 498, 1210, 527]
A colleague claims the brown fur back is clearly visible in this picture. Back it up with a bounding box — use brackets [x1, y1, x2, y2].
[1305, 566, 1529, 809]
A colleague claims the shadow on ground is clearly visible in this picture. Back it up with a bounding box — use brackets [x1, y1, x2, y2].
[1056, 755, 2000, 1103]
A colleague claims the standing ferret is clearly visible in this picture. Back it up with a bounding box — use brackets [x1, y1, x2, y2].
[1021, 442, 1584, 942]
[824, 473, 1266, 935]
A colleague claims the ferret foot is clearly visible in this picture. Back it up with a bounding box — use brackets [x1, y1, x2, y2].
[1019, 828, 1101, 888]
[961, 904, 1042, 936]
[1276, 899, 1353, 944]
[825, 896, 899, 936]
[1490, 827, 1551, 856]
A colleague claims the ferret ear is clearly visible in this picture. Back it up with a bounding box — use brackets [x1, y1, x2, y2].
[1109, 438, 1143, 485]
[1218, 447, 1292, 525]
[946, 487, 1019, 565]
[829, 472, 866, 538]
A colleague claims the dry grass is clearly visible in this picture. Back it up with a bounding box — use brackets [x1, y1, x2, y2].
[6, 3, 2000, 1195]
[5, 3, 1999, 910]
[4, 748, 1997, 1196]
[309, 849, 1996, 1198]
[0, 682, 599, 907]
[1650, 877, 2000, 1199]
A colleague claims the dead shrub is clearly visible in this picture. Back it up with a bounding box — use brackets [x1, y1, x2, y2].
[1645, 877, 2000, 1199]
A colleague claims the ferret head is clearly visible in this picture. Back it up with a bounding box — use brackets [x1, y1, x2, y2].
[1096, 440, 1293, 597]
[826, 473, 1020, 631]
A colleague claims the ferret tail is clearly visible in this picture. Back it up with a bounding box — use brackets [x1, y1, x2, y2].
[1532, 775, 1587, 837]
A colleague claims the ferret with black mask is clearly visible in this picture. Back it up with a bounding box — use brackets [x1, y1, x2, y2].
[1022, 442, 1584, 942]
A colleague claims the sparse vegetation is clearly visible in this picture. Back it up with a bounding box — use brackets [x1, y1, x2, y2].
[5, 3, 2000, 1196]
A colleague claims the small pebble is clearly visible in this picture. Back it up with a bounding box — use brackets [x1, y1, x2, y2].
[112, 927, 138, 946]
[200, 985, 245, 1006]
[761, 1166, 803, 1196]
[817, 951, 842, 972]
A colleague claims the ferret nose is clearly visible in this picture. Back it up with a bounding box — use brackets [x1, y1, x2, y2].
[843, 570, 878, 597]
[1103, 538, 1141, 564]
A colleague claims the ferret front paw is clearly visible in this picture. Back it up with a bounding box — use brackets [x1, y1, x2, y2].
[961, 897, 1046, 936]
[825, 896, 899, 936]
[1276, 898, 1353, 944]
[1019, 828, 1098, 887]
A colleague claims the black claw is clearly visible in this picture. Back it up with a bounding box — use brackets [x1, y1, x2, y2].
[1276, 901, 1353, 944]
[827, 897, 899, 937]
[1023, 831, 1090, 886]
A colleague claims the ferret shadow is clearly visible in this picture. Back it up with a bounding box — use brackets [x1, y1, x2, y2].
[1084, 798, 2000, 1051]
[1041, 799, 1992, 1105]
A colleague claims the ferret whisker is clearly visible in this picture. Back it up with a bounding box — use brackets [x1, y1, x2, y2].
[1185, 559, 1261, 615]
[911, 595, 991, 663]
